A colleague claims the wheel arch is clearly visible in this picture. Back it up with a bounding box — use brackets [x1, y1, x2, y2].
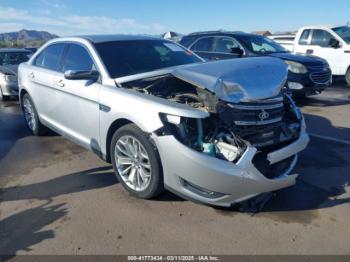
[105, 118, 134, 163]
[19, 89, 29, 105]
[346, 66, 350, 86]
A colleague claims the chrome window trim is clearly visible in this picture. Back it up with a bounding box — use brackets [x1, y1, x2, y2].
[28, 38, 110, 80]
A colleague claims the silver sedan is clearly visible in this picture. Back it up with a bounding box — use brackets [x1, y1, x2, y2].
[18, 35, 309, 207]
[0, 48, 31, 100]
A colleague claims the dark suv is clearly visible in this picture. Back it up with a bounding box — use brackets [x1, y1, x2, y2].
[180, 31, 332, 97]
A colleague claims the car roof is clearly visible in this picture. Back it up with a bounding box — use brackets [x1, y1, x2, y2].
[299, 25, 348, 30]
[0, 48, 31, 53]
[184, 31, 259, 38]
[77, 34, 163, 43]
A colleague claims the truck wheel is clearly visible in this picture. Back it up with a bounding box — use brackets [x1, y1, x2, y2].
[22, 93, 47, 136]
[110, 123, 164, 199]
[346, 68, 350, 86]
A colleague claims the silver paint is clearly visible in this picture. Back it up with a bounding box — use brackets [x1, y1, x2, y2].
[18, 36, 309, 206]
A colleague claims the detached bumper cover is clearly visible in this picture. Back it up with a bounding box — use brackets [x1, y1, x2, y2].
[153, 132, 309, 207]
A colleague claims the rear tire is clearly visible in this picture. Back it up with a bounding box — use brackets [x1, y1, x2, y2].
[110, 123, 164, 199]
[346, 68, 350, 87]
[21, 93, 47, 136]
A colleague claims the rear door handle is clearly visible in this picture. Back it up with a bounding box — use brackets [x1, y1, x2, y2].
[306, 49, 314, 54]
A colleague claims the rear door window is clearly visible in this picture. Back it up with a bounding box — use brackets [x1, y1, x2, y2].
[61, 44, 95, 72]
[191, 37, 215, 52]
[213, 37, 240, 53]
[34, 43, 65, 71]
[299, 30, 311, 45]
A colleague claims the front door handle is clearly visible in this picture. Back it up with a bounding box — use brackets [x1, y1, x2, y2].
[306, 49, 314, 54]
[29, 72, 35, 79]
[56, 80, 65, 87]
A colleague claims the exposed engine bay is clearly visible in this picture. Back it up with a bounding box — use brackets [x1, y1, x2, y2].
[121, 74, 302, 177]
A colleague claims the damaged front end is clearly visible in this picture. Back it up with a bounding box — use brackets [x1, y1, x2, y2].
[117, 57, 309, 206]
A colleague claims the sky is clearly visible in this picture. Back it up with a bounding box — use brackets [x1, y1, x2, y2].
[0, 0, 349, 36]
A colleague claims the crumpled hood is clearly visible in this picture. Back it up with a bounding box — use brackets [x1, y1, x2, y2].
[0, 64, 18, 76]
[171, 57, 288, 103]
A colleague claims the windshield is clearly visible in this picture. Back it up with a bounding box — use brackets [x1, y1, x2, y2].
[332, 26, 350, 44]
[236, 35, 288, 54]
[94, 40, 203, 78]
[0, 51, 31, 66]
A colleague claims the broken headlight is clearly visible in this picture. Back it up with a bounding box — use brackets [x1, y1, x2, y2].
[159, 113, 203, 150]
[159, 113, 245, 162]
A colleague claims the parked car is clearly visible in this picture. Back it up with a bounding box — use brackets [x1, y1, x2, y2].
[268, 34, 296, 51]
[0, 48, 32, 100]
[18, 35, 309, 207]
[271, 25, 350, 86]
[25, 47, 38, 54]
[180, 31, 332, 97]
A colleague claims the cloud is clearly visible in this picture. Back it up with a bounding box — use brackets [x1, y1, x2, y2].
[39, 0, 67, 10]
[0, 6, 66, 27]
[0, 5, 167, 35]
[0, 22, 24, 33]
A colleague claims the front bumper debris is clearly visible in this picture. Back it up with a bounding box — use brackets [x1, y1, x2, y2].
[153, 131, 309, 207]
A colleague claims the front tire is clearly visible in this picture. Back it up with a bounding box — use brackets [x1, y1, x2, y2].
[110, 124, 164, 199]
[22, 93, 47, 136]
[346, 68, 350, 87]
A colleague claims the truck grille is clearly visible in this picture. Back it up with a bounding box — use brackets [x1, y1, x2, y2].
[310, 71, 331, 84]
[308, 63, 331, 84]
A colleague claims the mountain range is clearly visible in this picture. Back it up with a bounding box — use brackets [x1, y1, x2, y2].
[0, 29, 58, 45]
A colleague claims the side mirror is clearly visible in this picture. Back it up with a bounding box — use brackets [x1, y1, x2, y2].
[230, 47, 244, 56]
[64, 70, 100, 80]
[329, 38, 340, 48]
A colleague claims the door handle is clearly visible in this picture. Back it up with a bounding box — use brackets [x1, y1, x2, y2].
[306, 49, 313, 54]
[29, 72, 35, 79]
[56, 80, 65, 87]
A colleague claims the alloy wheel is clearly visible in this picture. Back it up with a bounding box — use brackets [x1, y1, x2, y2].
[23, 97, 36, 131]
[114, 135, 152, 191]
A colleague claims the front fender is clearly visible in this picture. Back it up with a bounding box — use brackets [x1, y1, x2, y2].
[98, 84, 209, 157]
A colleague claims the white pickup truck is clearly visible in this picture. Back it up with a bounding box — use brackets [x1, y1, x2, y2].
[270, 25, 350, 85]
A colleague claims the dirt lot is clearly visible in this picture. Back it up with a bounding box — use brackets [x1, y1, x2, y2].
[0, 80, 349, 255]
